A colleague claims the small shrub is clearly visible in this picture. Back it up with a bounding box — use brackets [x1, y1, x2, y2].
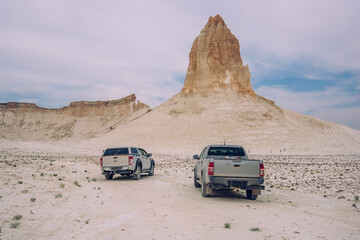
[355, 195, 359, 201]
[74, 181, 81, 187]
[53, 174, 58, 177]
[30, 198, 36, 202]
[55, 193, 62, 198]
[224, 222, 231, 229]
[352, 203, 357, 208]
[60, 183, 65, 188]
[18, 181, 23, 184]
[91, 178, 97, 182]
[40, 173, 45, 177]
[250, 227, 261, 232]
[85, 219, 90, 224]
[13, 215, 22, 221]
[10, 222, 20, 228]
[84, 170, 87, 173]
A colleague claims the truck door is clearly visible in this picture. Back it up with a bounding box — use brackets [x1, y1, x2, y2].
[139, 148, 151, 170]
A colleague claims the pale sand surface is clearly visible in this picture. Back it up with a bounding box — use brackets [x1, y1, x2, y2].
[0, 139, 359, 240]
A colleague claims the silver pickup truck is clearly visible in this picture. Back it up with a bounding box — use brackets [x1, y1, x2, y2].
[100, 147, 155, 180]
[193, 144, 264, 199]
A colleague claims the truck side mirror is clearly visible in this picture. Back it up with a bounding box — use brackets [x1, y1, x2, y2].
[147, 153, 152, 157]
[193, 155, 199, 160]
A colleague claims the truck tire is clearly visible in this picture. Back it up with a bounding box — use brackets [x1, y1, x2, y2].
[201, 174, 212, 197]
[133, 163, 141, 180]
[149, 162, 154, 176]
[246, 190, 258, 200]
[105, 172, 113, 180]
[194, 169, 200, 188]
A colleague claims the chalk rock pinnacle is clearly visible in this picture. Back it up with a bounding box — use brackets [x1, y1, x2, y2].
[181, 15, 255, 96]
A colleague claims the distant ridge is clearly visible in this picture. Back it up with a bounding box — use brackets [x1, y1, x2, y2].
[0, 94, 149, 140]
[0, 94, 148, 117]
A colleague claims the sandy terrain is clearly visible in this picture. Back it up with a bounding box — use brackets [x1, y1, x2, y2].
[0, 139, 359, 240]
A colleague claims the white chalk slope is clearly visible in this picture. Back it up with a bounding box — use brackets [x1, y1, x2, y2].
[82, 92, 360, 154]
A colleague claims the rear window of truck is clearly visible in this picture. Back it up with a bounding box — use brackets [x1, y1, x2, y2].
[103, 148, 129, 156]
[208, 147, 245, 156]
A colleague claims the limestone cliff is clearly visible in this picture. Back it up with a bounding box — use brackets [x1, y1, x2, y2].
[181, 15, 254, 96]
[0, 94, 148, 117]
[0, 94, 149, 140]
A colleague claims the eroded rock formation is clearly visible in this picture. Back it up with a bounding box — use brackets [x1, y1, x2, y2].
[62, 94, 149, 117]
[0, 94, 149, 118]
[0, 94, 149, 140]
[181, 15, 254, 96]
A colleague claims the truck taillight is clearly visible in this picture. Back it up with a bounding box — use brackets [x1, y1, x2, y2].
[260, 163, 264, 177]
[128, 156, 134, 165]
[100, 157, 103, 167]
[208, 161, 214, 175]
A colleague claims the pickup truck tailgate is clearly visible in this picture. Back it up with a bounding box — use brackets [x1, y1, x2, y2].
[214, 159, 260, 177]
[102, 155, 128, 167]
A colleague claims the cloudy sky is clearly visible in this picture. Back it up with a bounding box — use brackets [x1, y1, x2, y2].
[1, 0, 359, 129]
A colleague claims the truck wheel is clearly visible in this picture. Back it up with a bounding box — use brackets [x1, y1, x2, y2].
[194, 170, 200, 188]
[133, 163, 141, 180]
[105, 172, 113, 180]
[246, 190, 258, 200]
[149, 162, 154, 176]
[201, 174, 212, 197]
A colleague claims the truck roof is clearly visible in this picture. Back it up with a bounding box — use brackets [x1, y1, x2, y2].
[105, 146, 138, 149]
[208, 144, 244, 148]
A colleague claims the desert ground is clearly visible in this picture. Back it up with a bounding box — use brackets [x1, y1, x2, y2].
[0, 139, 359, 240]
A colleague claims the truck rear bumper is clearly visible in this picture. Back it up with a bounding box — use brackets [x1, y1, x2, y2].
[209, 176, 264, 190]
[101, 166, 131, 174]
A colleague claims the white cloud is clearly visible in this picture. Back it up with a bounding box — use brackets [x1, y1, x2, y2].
[311, 107, 360, 130]
[255, 85, 360, 129]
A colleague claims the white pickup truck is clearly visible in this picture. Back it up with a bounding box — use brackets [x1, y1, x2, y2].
[193, 145, 264, 199]
[100, 147, 155, 180]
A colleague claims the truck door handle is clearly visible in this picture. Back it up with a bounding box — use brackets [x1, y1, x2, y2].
[113, 157, 118, 159]
[234, 164, 240, 167]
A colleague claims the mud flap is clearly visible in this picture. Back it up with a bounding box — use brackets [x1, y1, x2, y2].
[252, 189, 261, 195]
